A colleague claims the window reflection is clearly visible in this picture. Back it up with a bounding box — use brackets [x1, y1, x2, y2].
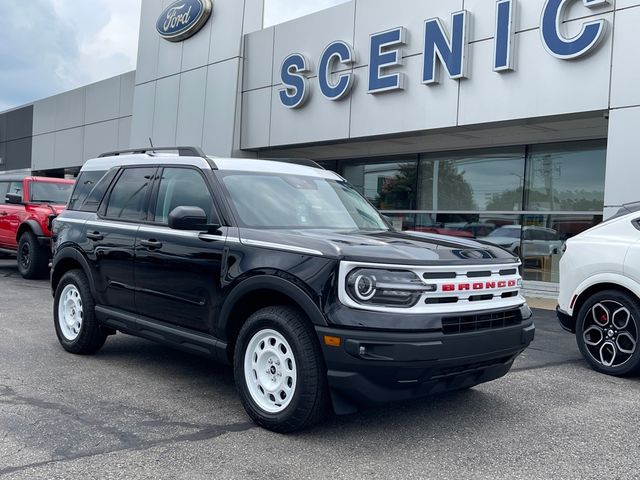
[519, 215, 602, 282]
[342, 158, 417, 210]
[329, 140, 607, 284]
[419, 149, 525, 211]
[525, 141, 606, 211]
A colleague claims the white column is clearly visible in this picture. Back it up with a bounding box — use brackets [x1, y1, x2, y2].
[130, 0, 265, 156]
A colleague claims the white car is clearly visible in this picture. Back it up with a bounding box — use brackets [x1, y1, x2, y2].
[481, 225, 563, 258]
[558, 207, 640, 376]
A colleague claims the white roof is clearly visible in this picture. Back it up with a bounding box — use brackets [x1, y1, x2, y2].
[81, 153, 341, 180]
[213, 157, 340, 180]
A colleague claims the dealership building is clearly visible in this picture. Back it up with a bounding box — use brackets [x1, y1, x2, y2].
[1, 0, 639, 287]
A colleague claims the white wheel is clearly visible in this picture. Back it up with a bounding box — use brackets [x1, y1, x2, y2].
[243, 329, 297, 414]
[58, 284, 84, 341]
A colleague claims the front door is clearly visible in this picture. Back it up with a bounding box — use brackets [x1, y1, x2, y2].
[134, 167, 225, 333]
[0, 181, 24, 249]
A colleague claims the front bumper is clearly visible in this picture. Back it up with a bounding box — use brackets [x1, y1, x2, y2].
[37, 235, 51, 248]
[316, 306, 535, 414]
[556, 306, 575, 333]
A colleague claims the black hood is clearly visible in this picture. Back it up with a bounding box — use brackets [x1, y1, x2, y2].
[239, 228, 518, 265]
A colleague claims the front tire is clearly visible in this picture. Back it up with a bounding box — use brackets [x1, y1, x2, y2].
[576, 290, 640, 377]
[233, 306, 328, 433]
[17, 231, 49, 279]
[54, 269, 107, 354]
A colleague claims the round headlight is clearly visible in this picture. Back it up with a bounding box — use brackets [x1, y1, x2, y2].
[353, 273, 377, 301]
[345, 268, 435, 308]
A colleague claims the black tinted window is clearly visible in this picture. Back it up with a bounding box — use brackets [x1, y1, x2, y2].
[154, 168, 215, 224]
[69, 171, 107, 210]
[105, 168, 155, 221]
[80, 169, 118, 213]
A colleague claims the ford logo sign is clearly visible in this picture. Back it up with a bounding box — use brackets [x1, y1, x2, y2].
[156, 0, 213, 42]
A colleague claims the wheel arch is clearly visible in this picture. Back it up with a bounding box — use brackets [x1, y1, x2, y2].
[572, 277, 640, 324]
[16, 220, 44, 242]
[51, 248, 96, 297]
[219, 276, 328, 362]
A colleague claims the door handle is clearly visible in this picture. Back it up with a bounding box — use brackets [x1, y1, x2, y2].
[140, 239, 163, 249]
[86, 231, 103, 241]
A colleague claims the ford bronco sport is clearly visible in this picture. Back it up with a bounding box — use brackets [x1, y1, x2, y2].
[50, 147, 535, 432]
[0, 176, 75, 278]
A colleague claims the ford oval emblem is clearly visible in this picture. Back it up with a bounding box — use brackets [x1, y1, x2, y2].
[156, 0, 213, 42]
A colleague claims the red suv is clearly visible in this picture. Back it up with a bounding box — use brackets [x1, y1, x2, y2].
[0, 176, 75, 278]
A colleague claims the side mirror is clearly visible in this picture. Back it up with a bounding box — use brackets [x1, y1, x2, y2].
[5, 193, 22, 205]
[168, 206, 218, 231]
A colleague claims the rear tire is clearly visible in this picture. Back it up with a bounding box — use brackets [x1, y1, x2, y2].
[576, 290, 640, 377]
[17, 231, 49, 279]
[54, 269, 107, 354]
[233, 306, 328, 433]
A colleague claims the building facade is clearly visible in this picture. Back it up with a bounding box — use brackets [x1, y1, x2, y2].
[2, 0, 640, 285]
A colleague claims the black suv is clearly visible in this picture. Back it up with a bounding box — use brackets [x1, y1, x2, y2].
[51, 147, 535, 432]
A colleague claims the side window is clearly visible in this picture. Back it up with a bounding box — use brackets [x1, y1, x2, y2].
[153, 168, 216, 225]
[7, 182, 23, 197]
[104, 168, 156, 221]
[80, 169, 118, 213]
[69, 171, 107, 210]
[0, 182, 8, 204]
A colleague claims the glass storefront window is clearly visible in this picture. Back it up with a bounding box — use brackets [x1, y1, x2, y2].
[525, 141, 606, 212]
[418, 149, 525, 211]
[328, 139, 608, 284]
[389, 213, 520, 240]
[341, 157, 417, 210]
[520, 214, 603, 282]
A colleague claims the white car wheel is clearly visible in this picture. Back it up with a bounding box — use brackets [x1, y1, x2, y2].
[243, 329, 297, 414]
[58, 284, 84, 341]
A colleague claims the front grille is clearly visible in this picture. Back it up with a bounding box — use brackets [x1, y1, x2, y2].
[430, 356, 514, 379]
[442, 309, 523, 335]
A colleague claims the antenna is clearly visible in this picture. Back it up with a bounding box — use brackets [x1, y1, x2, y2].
[149, 137, 155, 151]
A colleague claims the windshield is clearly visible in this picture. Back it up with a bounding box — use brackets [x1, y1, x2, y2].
[218, 172, 390, 231]
[30, 182, 74, 204]
[488, 227, 521, 239]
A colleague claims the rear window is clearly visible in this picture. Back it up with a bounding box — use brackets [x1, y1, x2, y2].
[80, 170, 118, 212]
[69, 171, 107, 210]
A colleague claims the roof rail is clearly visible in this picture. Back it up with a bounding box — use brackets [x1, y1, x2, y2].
[262, 158, 325, 170]
[98, 146, 207, 159]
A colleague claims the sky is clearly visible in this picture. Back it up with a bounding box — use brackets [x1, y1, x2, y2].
[0, 0, 349, 111]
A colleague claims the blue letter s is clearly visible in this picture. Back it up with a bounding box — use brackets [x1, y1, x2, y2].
[279, 53, 310, 109]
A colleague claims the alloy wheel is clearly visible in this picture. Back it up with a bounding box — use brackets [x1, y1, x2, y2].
[582, 300, 638, 368]
[19, 242, 31, 269]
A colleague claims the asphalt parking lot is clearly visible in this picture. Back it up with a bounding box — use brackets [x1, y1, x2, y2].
[0, 259, 639, 479]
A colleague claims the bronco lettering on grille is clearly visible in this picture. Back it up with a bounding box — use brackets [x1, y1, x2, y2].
[442, 280, 517, 292]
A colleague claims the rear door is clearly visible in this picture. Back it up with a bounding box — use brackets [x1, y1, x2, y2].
[87, 167, 156, 313]
[134, 166, 226, 333]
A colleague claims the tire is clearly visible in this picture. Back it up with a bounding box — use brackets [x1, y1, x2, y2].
[576, 290, 640, 377]
[54, 269, 107, 355]
[17, 231, 49, 279]
[233, 306, 329, 433]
